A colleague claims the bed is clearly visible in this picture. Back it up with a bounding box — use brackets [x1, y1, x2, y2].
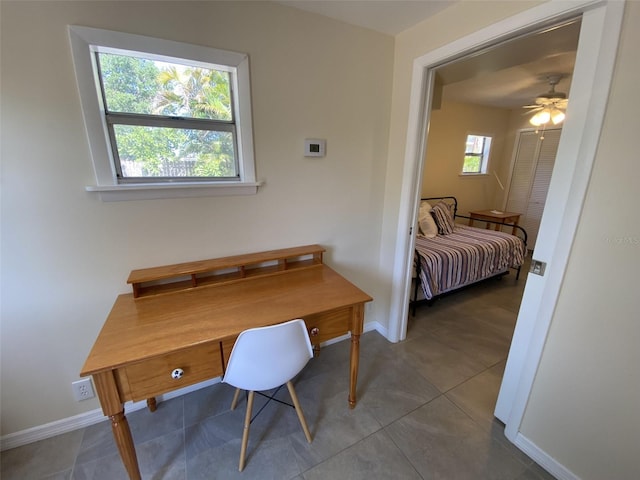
[411, 196, 527, 314]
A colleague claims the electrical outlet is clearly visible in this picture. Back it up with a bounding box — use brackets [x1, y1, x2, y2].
[72, 378, 95, 401]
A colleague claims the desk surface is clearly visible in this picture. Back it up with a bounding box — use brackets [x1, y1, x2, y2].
[82, 264, 372, 376]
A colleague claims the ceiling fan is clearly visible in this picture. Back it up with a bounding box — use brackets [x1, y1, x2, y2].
[523, 74, 569, 126]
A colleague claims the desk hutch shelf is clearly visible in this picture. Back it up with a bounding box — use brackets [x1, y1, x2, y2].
[127, 244, 326, 298]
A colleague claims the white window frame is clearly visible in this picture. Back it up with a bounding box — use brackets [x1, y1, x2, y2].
[461, 133, 492, 175]
[69, 26, 260, 201]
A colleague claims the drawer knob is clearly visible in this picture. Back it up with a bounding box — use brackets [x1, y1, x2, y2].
[310, 327, 319, 336]
[171, 368, 184, 379]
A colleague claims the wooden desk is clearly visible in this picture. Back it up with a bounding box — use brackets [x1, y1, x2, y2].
[81, 246, 372, 480]
[468, 210, 521, 235]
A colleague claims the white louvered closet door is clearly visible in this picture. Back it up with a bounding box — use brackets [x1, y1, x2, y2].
[505, 129, 561, 250]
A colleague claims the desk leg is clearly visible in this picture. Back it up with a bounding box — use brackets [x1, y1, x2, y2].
[349, 303, 365, 409]
[109, 412, 140, 479]
[93, 372, 141, 480]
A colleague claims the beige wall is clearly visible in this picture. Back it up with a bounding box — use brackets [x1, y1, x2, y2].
[422, 100, 512, 214]
[520, 2, 640, 478]
[0, 1, 393, 435]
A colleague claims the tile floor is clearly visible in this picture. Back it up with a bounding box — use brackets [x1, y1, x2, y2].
[1, 265, 556, 479]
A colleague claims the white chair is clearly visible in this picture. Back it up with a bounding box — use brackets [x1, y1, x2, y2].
[223, 319, 313, 471]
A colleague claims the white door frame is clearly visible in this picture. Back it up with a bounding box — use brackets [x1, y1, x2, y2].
[388, 0, 624, 446]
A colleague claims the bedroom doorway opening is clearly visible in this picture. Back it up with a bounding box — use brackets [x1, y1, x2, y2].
[406, 15, 578, 425]
[410, 23, 579, 305]
[389, 0, 624, 445]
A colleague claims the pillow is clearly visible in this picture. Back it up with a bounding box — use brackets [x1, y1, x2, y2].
[418, 201, 438, 238]
[431, 201, 455, 235]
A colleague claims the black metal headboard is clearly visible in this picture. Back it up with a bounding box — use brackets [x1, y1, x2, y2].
[421, 196, 458, 217]
[419, 195, 527, 247]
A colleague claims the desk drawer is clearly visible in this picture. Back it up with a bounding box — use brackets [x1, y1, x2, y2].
[119, 342, 223, 402]
[217, 309, 352, 369]
[304, 307, 351, 345]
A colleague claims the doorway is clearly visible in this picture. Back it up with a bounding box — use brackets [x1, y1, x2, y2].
[412, 19, 577, 424]
[387, 0, 624, 458]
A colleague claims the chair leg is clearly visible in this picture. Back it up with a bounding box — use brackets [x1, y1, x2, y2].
[231, 387, 242, 410]
[286, 381, 312, 443]
[239, 390, 254, 472]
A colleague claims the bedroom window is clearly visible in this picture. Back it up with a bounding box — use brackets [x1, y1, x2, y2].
[462, 134, 492, 174]
[69, 26, 258, 200]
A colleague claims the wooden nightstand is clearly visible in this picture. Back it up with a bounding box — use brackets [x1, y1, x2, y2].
[468, 210, 521, 235]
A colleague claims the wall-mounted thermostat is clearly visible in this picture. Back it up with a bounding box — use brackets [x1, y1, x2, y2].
[304, 138, 326, 157]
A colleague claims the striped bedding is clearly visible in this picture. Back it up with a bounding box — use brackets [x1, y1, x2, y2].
[415, 225, 525, 300]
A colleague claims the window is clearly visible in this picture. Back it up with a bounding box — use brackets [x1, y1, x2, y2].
[69, 26, 258, 200]
[98, 53, 237, 181]
[462, 134, 492, 174]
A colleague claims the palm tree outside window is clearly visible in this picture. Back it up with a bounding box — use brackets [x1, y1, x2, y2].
[96, 52, 238, 182]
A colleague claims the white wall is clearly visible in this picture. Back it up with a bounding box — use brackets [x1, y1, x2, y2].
[0, 1, 393, 436]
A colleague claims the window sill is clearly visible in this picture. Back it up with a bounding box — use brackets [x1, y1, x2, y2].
[85, 181, 263, 202]
[458, 173, 489, 178]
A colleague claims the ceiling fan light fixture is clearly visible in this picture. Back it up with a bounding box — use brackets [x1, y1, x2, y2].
[530, 109, 551, 126]
[525, 75, 568, 128]
[551, 109, 566, 125]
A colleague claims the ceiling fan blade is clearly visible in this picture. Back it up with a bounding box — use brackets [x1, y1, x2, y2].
[524, 75, 570, 113]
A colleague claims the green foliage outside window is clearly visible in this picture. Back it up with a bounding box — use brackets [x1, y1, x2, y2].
[99, 53, 237, 178]
[462, 155, 481, 173]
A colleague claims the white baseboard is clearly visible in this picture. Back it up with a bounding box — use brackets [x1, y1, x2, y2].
[514, 432, 580, 480]
[0, 408, 107, 452]
[0, 377, 221, 452]
[1, 327, 388, 452]
[367, 320, 388, 339]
